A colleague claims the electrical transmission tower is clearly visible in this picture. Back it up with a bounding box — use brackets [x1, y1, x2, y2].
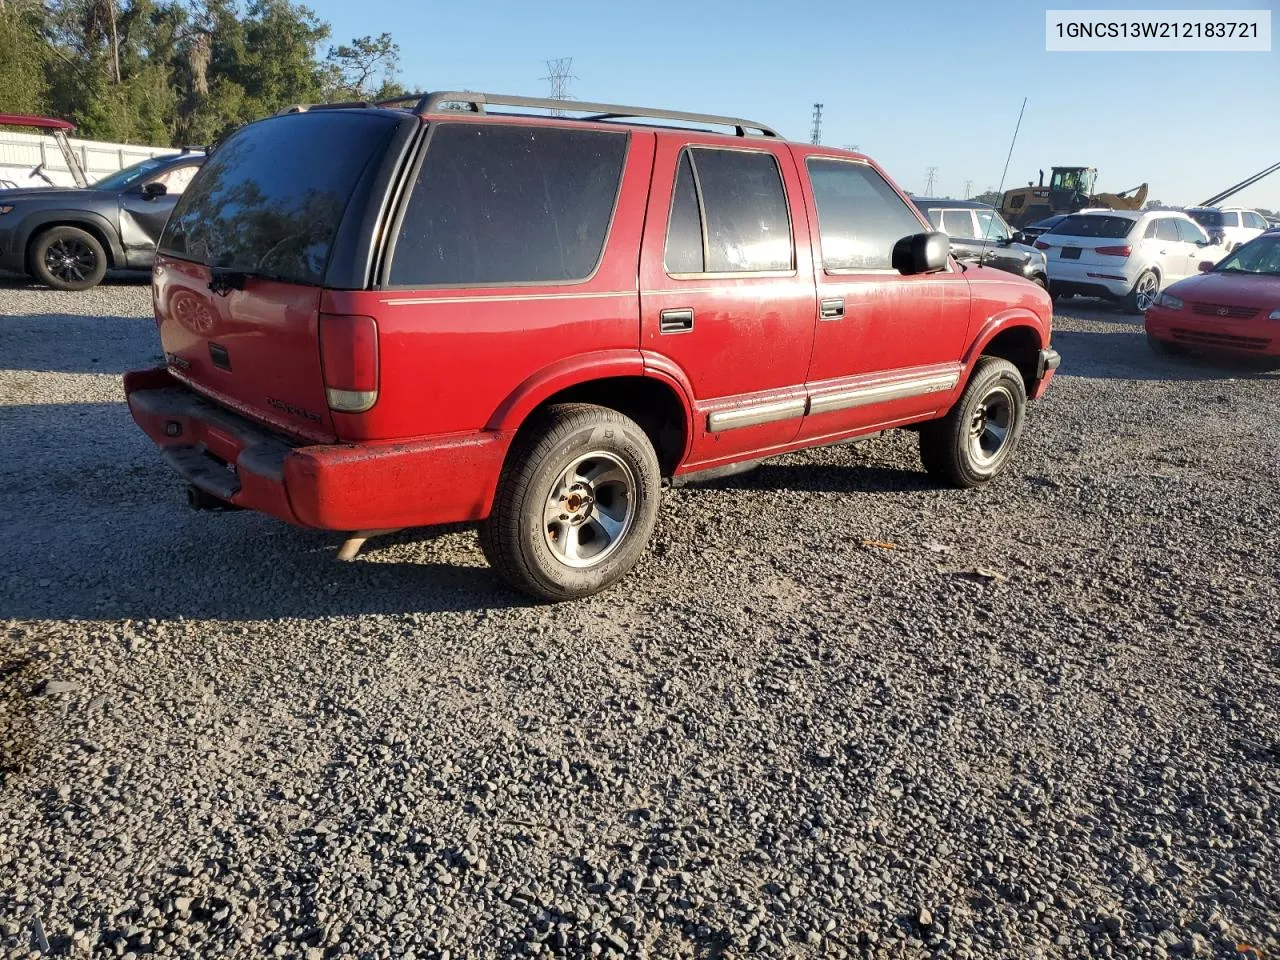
[810, 103, 823, 145]
[964, 179, 974, 199]
[542, 58, 576, 115]
[843, 144, 861, 153]
[925, 165, 938, 194]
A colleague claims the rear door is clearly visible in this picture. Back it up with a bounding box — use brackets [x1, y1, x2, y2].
[638, 137, 816, 468]
[154, 110, 409, 442]
[1146, 218, 1186, 280]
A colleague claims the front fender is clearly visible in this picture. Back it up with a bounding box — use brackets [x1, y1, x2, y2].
[13, 208, 125, 268]
[962, 308, 1049, 367]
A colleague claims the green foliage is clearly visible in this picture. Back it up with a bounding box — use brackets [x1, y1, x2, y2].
[0, 0, 404, 147]
[0, 3, 50, 115]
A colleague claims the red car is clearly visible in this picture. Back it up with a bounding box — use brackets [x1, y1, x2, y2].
[1145, 232, 1280, 357]
[124, 91, 1059, 601]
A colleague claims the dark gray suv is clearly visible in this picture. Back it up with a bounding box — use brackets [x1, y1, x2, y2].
[0, 150, 204, 290]
[911, 197, 1048, 289]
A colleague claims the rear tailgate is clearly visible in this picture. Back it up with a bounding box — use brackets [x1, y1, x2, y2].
[154, 256, 335, 441]
[152, 108, 412, 442]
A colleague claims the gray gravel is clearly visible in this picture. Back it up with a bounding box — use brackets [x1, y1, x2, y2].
[2, 279, 1278, 959]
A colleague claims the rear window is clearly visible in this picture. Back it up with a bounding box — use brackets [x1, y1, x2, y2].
[1188, 209, 1224, 228]
[1048, 215, 1134, 239]
[160, 112, 398, 286]
[388, 123, 627, 287]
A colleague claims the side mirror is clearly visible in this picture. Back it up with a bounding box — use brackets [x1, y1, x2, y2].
[1010, 231, 1028, 245]
[142, 181, 167, 199]
[1198, 260, 1214, 273]
[1194, 238, 1212, 247]
[892, 231, 950, 275]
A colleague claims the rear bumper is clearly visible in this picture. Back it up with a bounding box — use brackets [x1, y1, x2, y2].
[124, 368, 512, 530]
[1144, 309, 1278, 356]
[1047, 260, 1136, 299]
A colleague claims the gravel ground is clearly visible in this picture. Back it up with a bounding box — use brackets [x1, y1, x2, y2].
[2, 278, 1278, 959]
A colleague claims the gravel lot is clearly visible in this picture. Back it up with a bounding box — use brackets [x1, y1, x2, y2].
[2, 277, 1278, 959]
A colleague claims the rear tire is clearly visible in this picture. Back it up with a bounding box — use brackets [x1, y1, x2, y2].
[1049, 284, 1073, 302]
[1124, 269, 1159, 315]
[29, 225, 107, 291]
[479, 404, 662, 601]
[919, 357, 1027, 489]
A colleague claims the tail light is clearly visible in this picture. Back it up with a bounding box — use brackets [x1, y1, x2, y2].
[319, 313, 378, 413]
[1034, 240, 1050, 250]
[1095, 245, 1132, 257]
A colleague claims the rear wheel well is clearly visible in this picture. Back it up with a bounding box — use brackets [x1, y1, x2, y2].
[981, 326, 1042, 394]
[27, 221, 115, 270]
[522, 377, 688, 477]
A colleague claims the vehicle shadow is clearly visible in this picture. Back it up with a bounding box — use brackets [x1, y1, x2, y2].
[696, 459, 939, 496]
[0, 400, 528, 621]
[0, 269, 151, 288]
[0, 313, 162, 375]
[1050, 328, 1280, 382]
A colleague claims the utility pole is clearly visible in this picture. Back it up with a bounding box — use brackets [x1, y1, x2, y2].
[964, 179, 974, 199]
[542, 58, 576, 116]
[925, 165, 938, 194]
[810, 103, 823, 145]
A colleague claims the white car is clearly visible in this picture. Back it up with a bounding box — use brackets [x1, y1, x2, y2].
[1185, 206, 1269, 251]
[1036, 210, 1227, 313]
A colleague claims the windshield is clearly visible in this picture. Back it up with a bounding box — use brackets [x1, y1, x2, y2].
[1188, 209, 1224, 228]
[1047, 215, 1134, 239]
[160, 111, 398, 286]
[93, 157, 172, 191]
[1215, 234, 1280, 275]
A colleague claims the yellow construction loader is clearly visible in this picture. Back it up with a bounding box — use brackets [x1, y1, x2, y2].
[1001, 166, 1148, 227]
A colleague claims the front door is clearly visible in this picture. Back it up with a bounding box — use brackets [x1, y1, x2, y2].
[793, 149, 972, 443]
[118, 162, 200, 267]
[639, 139, 817, 469]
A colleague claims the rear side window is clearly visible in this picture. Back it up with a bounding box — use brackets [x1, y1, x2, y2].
[662, 147, 793, 274]
[940, 210, 977, 239]
[389, 123, 627, 286]
[1049, 215, 1134, 239]
[1188, 209, 1223, 228]
[160, 113, 398, 286]
[806, 158, 925, 271]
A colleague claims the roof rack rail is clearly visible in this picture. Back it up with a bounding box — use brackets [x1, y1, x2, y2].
[275, 101, 374, 116]
[412, 91, 780, 138]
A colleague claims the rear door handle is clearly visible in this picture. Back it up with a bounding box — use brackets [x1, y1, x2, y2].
[659, 308, 694, 333]
[819, 298, 845, 320]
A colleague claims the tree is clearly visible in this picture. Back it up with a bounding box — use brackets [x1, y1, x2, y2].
[325, 31, 401, 101]
[973, 188, 1003, 206]
[0, 3, 49, 115]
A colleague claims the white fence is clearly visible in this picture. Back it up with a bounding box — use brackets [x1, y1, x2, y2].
[0, 131, 181, 189]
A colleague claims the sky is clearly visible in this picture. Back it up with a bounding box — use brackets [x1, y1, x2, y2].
[309, 0, 1280, 210]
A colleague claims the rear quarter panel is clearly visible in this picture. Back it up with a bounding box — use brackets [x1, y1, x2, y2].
[327, 126, 656, 442]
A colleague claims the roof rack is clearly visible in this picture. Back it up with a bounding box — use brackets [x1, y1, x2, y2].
[276, 91, 781, 138]
[413, 91, 779, 138]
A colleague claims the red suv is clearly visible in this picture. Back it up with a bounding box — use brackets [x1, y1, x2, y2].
[124, 92, 1059, 601]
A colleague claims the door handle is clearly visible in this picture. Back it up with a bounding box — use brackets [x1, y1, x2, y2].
[659, 308, 694, 333]
[819, 298, 845, 320]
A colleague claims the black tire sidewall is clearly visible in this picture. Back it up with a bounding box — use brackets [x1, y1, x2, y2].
[500, 410, 661, 600]
[923, 358, 1028, 488]
[31, 226, 107, 291]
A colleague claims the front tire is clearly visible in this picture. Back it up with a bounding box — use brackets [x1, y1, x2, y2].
[919, 357, 1027, 489]
[30, 225, 108, 291]
[1124, 269, 1159, 315]
[479, 404, 662, 601]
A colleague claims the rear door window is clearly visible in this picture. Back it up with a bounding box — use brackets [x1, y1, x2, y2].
[1221, 211, 1240, 227]
[160, 112, 400, 286]
[1154, 219, 1180, 242]
[806, 158, 926, 271]
[941, 210, 977, 239]
[389, 123, 627, 286]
